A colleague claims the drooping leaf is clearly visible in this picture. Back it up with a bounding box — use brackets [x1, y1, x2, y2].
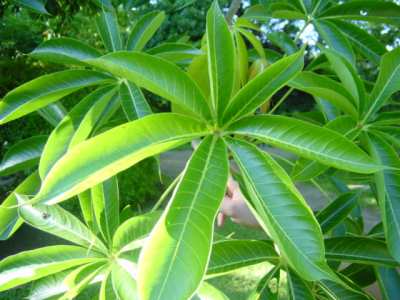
[16, 0, 48, 14]
[332, 20, 386, 65]
[368, 133, 400, 262]
[287, 269, 315, 300]
[314, 20, 355, 64]
[289, 71, 358, 117]
[243, 4, 306, 21]
[92, 176, 120, 243]
[375, 267, 400, 300]
[0, 70, 113, 124]
[138, 136, 229, 300]
[237, 28, 266, 59]
[325, 237, 398, 267]
[323, 48, 366, 109]
[319, 273, 373, 300]
[363, 47, 400, 121]
[0, 172, 41, 240]
[95, 8, 122, 52]
[38, 102, 67, 127]
[86, 52, 212, 120]
[227, 138, 333, 281]
[30, 37, 102, 65]
[206, 1, 235, 120]
[0, 136, 47, 176]
[0, 245, 101, 291]
[39, 85, 118, 179]
[318, 0, 400, 25]
[228, 115, 379, 174]
[248, 266, 280, 300]
[34, 113, 209, 204]
[268, 32, 297, 55]
[317, 192, 359, 233]
[19, 201, 108, 254]
[113, 211, 161, 254]
[223, 50, 304, 124]
[120, 81, 152, 121]
[207, 240, 278, 276]
[126, 11, 165, 51]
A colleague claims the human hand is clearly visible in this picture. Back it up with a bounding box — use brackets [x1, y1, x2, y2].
[217, 176, 259, 228]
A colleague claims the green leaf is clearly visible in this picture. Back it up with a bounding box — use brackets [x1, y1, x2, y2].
[0, 136, 47, 176]
[0, 172, 41, 240]
[19, 201, 108, 254]
[194, 282, 229, 300]
[39, 85, 118, 179]
[16, 0, 49, 14]
[267, 32, 297, 55]
[92, 176, 119, 244]
[120, 81, 152, 121]
[86, 52, 212, 120]
[0, 70, 113, 124]
[323, 48, 366, 109]
[147, 43, 202, 64]
[78, 190, 98, 235]
[289, 71, 358, 117]
[375, 267, 400, 300]
[318, 0, 400, 25]
[29, 270, 75, 300]
[34, 113, 209, 204]
[319, 274, 373, 300]
[332, 20, 386, 65]
[341, 264, 376, 288]
[233, 31, 249, 89]
[227, 138, 333, 281]
[60, 262, 105, 300]
[0, 245, 101, 291]
[100, 271, 115, 300]
[287, 269, 315, 300]
[291, 115, 359, 181]
[237, 28, 266, 59]
[113, 211, 161, 254]
[138, 136, 229, 300]
[207, 240, 278, 277]
[314, 20, 355, 64]
[95, 9, 122, 52]
[363, 47, 400, 122]
[38, 102, 67, 127]
[227, 115, 379, 174]
[248, 266, 280, 300]
[317, 192, 359, 233]
[368, 133, 400, 262]
[126, 11, 165, 51]
[222, 50, 304, 124]
[206, 1, 235, 120]
[243, 4, 306, 21]
[111, 260, 138, 299]
[325, 237, 398, 267]
[30, 37, 102, 65]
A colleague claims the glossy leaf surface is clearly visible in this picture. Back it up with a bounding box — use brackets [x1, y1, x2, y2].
[138, 136, 229, 300]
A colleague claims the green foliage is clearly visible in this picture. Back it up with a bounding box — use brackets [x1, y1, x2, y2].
[1, 0, 400, 299]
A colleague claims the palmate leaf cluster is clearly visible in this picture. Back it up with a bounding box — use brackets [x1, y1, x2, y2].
[0, 0, 400, 299]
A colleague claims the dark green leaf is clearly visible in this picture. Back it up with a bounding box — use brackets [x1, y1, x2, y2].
[0, 136, 47, 176]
